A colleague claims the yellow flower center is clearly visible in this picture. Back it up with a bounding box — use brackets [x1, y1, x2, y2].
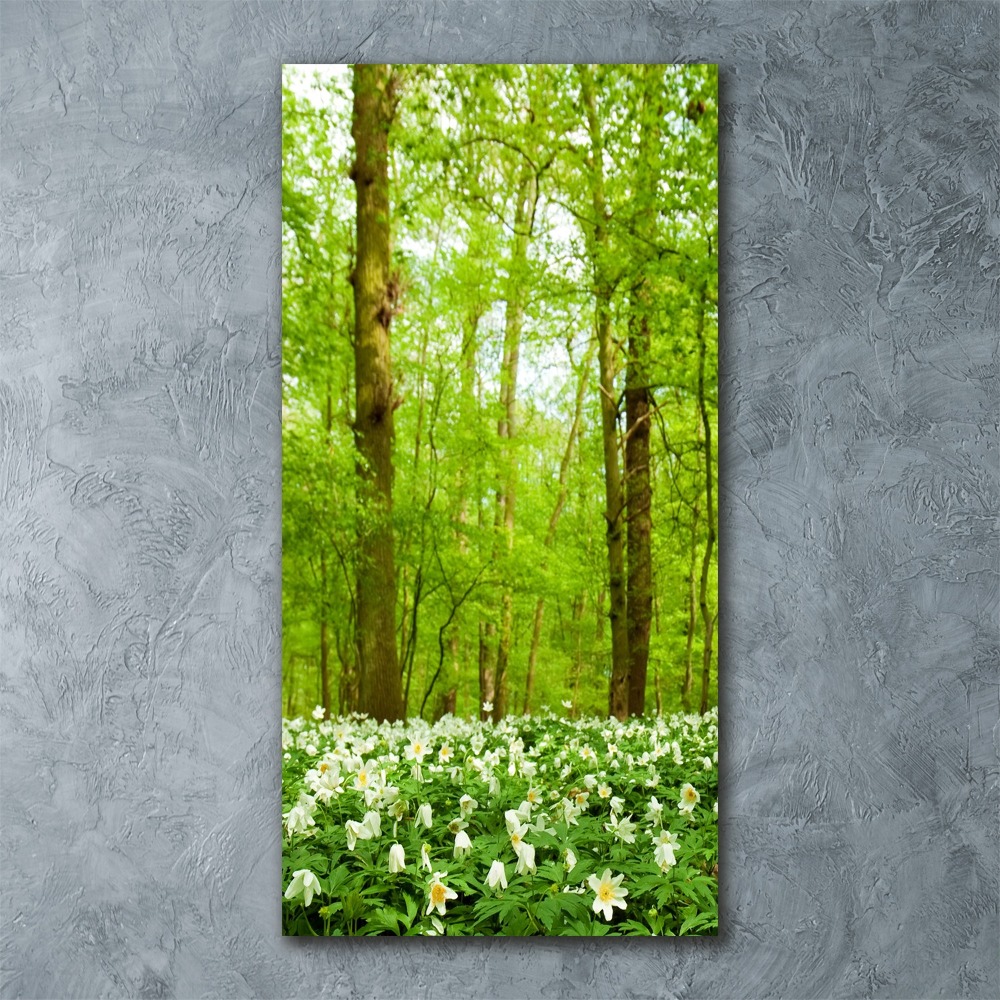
[599, 884, 614, 902]
[511, 832, 521, 847]
[431, 883, 447, 905]
[413, 744, 422, 754]
[358, 772, 368, 786]
[683, 788, 696, 802]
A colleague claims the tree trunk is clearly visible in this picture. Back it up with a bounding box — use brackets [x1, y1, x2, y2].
[681, 499, 700, 712]
[523, 338, 593, 714]
[624, 66, 661, 718]
[695, 282, 716, 714]
[493, 165, 538, 721]
[625, 304, 652, 716]
[351, 64, 403, 722]
[578, 64, 629, 721]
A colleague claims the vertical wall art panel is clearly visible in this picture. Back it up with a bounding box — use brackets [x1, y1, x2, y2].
[280, 62, 718, 937]
[2, 2, 996, 997]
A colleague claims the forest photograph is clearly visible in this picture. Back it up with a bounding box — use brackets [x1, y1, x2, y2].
[281, 63, 718, 937]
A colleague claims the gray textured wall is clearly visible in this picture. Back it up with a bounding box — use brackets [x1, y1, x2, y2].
[2, 2, 997, 998]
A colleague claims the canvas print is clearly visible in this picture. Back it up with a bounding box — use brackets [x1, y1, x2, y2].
[281, 63, 718, 936]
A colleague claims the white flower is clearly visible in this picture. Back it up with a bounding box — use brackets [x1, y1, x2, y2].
[311, 705, 325, 720]
[415, 803, 433, 828]
[454, 830, 472, 857]
[438, 744, 453, 763]
[587, 869, 628, 921]
[447, 817, 469, 834]
[609, 795, 625, 814]
[564, 848, 577, 873]
[504, 807, 530, 833]
[362, 810, 381, 838]
[514, 841, 536, 875]
[459, 794, 478, 818]
[388, 843, 406, 873]
[652, 829, 679, 849]
[482, 700, 493, 713]
[284, 804, 315, 837]
[508, 819, 530, 856]
[345, 820, 369, 851]
[652, 829, 679, 872]
[654, 843, 677, 872]
[713, 800, 718, 817]
[353, 760, 375, 792]
[284, 868, 321, 908]
[678, 783, 700, 815]
[703, 756, 713, 770]
[486, 859, 508, 891]
[405, 739, 429, 764]
[605, 813, 637, 844]
[420, 843, 433, 871]
[645, 796, 664, 825]
[426, 871, 458, 916]
[310, 767, 344, 804]
[561, 699, 573, 709]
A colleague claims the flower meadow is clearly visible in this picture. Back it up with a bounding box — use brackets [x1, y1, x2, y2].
[282, 707, 718, 936]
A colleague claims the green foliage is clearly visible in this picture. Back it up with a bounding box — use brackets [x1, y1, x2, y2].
[281, 63, 717, 720]
[282, 708, 718, 936]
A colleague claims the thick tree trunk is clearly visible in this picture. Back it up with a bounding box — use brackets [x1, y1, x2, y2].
[351, 64, 403, 722]
[578, 64, 629, 721]
[624, 67, 660, 717]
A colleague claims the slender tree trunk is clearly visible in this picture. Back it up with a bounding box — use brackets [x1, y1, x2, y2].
[285, 657, 295, 716]
[319, 558, 331, 719]
[682, 499, 700, 712]
[625, 304, 653, 716]
[317, 383, 335, 720]
[350, 64, 403, 722]
[695, 283, 717, 714]
[578, 64, 629, 721]
[478, 621, 495, 719]
[523, 339, 593, 713]
[572, 592, 586, 709]
[493, 165, 538, 721]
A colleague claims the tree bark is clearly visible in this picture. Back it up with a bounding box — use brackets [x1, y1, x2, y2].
[625, 305, 653, 716]
[578, 64, 629, 721]
[351, 64, 403, 722]
[624, 66, 661, 718]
